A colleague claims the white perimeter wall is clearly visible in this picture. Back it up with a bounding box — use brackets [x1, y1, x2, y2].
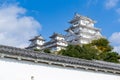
[0, 58, 120, 80]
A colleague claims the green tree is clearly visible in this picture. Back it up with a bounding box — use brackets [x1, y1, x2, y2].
[80, 45, 98, 60]
[99, 52, 119, 63]
[59, 45, 80, 58]
[34, 48, 41, 52]
[90, 38, 113, 52]
[59, 38, 120, 63]
[59, 45, 98, 60]
[44, 48, 51, 53]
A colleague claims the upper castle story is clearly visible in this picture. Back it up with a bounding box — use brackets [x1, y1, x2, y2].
[26, 13, 103, 51]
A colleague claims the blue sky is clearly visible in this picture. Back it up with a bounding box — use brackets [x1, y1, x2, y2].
[16, 0, 120, 37]
[0, 0, 120, 53]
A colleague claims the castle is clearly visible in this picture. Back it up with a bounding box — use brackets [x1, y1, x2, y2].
[26, 13, 102, 52]
[0, 13, 120, 80]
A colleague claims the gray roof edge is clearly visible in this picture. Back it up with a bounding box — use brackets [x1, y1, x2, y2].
[0, 45, 120, 75]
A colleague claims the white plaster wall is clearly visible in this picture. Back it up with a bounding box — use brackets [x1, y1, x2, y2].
[81, 40, 88, 44]
[0, 58, 120, 80]
[37, 40, 44, 45]
[87, 23, 94, 27]
[57, 42, 67, 46]
[56, 37, 64, 40]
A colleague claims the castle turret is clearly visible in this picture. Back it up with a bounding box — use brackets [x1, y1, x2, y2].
[44, 32, 68, 52]
[65, 13, 102, 45]
[26, 35, 45, 50]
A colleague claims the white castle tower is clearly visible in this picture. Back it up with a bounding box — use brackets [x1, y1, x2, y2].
[44, 32, 68, 52]
[65, 13, 102, 45]
[26, 35, 45, 50]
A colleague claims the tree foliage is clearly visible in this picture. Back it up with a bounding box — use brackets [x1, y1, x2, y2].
[90, 38, 113, 52]
[99, 52, 119, 63]
[34, 48, 41, 51]
[59, 38, 120, 63]
[44, 48, 51, 53]
[59, 45, 98, 60]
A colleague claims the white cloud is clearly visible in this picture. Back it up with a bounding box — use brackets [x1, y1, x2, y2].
[109, 32, 120, 54]
[0, 4, 41, 48]
[105, 0, 119, 9]
[113, 46, 120, 54]
[109, 32, 120, 45]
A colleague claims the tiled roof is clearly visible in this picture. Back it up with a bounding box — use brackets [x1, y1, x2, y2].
[0, 45, 120, 75]
[69, 13, 96, 23]
[49, 32, 63, 38]
[29, 35, 45, 41]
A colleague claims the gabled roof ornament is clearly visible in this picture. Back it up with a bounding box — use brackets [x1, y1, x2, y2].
[74, 12, 81, 18]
